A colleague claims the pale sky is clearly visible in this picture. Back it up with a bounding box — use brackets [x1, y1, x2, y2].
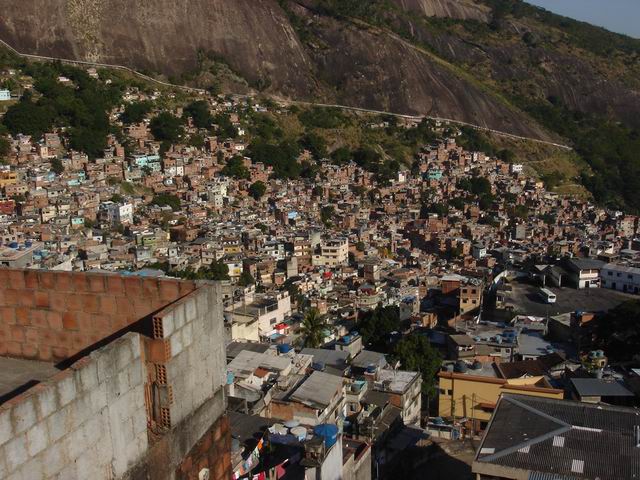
[525, 0, 640, 38]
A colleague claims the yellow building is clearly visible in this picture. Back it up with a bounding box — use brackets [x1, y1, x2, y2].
[438, 371, 564, 431]
[0, 171, 18, 188]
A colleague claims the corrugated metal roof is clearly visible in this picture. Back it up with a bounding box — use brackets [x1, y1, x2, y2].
[528, 472, 580, 480]
[478, 395, 640, 480]
[570, 378, 634, 397]
[290, 371, 343, 409]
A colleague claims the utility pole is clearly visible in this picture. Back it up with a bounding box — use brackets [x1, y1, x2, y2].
[471, 393, 476, 438]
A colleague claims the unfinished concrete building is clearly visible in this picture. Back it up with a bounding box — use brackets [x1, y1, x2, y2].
[0, 269, 229, 480]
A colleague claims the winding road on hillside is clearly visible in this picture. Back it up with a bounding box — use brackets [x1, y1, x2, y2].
[0, 36, 572, 151]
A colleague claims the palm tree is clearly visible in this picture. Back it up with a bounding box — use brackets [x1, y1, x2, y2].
[299, 308, 325, 348]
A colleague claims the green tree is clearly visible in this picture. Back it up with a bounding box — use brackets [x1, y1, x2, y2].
[595, 300, 640, 361]
[331, 147, 352, 165]
[359, 305, 400, 352]
[184, 100, 213, 129]
[248, 181, 267, 201]
[470, 177, 492, 196]
[3, 96, 55, 139]
[150, 112, 184, 143]
[221, 156, 250, 179]
[175, 261, 230, 281]
[510, 204, 529, 219]
[50, 158, 65, 175]
[213, 113, 238, 138]
[299, 107, 349, 129]
[152, 193, 181, 211]
[238, 270, 255, 287]
[299, 308, 325, 348]
[121, 101, 153, 124]
[498, 149, 516, 163]
[248, 139, 301, 179]
[0, 136, 11, 159]
[420, 202, 448, 218]
[189, 133, 205, 148]
[479, 193, 495, 210]
[393, 334, 442, 399]
[320, 205, 335, 226]
[301, 133, 328, 160]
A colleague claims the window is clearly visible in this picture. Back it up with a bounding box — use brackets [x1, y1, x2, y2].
[608, 271, 613, 276]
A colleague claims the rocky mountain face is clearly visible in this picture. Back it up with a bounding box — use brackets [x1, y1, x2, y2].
[392, 0, 490, 21]
[1, 0, 639, 139]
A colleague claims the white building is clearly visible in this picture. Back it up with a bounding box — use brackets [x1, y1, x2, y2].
[224, 290, 292, 342]
[100, 201, 134, 225]
[510, 164, 524, 174]
[0, 90, 11, 101]
[600, 264, 640, 294]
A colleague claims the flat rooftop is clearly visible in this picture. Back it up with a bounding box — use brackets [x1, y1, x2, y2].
[0, 356, 60, 404]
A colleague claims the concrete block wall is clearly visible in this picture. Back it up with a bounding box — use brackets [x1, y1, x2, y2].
[0, 332, 148, 480]
[130, 282, 230, 480]
[152, 282, 226, 428]
[0, 269, 197, 362]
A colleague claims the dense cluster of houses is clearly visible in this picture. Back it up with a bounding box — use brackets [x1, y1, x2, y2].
[1, 67, 640, 479]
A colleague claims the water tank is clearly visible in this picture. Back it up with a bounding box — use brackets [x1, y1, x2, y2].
[226, 371, 235, 385]
[366, 364, 377, 374]
[8, 242, 18, 249]
[494, 335, 503, 344]
[312, 361, 325, 371]
[597, 350, 605, 358]
[454, 361, 468, 373]
[313, 424, 339, 448]
[472, 361, 483, 370]
[24, 241, 32, 247]
[284, 420, 300, 429]
[342, 335, 351, 344]
[444, 363, 454, 372]
[277, 344, 293, 354]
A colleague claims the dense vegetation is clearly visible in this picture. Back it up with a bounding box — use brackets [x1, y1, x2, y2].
[286, 0, 640, 212]
[2, 62, 124, 158]
[151, 193, 182, 211]
[595, 300, 640, 362]
[358, 304, 441, 398]
[520, 97, 640, 212]
[393, 334, 442, 398]
[173, 261, 230, 281]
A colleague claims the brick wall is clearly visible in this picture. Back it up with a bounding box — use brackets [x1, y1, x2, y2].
[0, 269, 197, 363]
[175, 415, 232, 480]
